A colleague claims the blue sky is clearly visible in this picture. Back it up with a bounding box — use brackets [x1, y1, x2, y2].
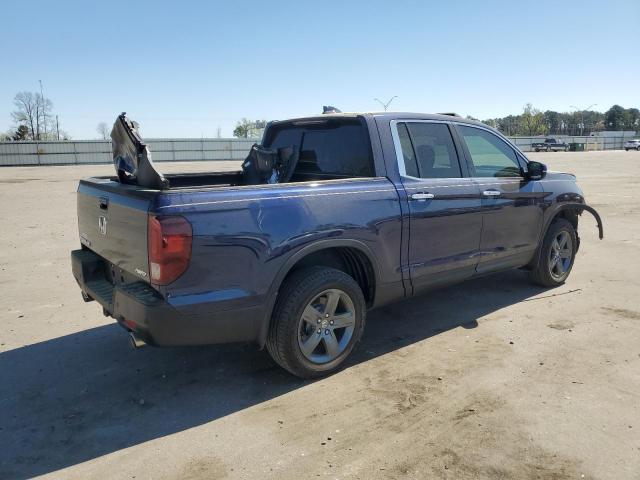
[1, 0, 638, 139]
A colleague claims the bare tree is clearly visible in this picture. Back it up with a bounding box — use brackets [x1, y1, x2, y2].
[97, 122, 110, 140]
[11, 91, 54, 140]
[11, 92, 37, 140]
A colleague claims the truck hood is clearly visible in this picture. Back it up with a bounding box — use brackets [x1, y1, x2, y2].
[111, 113, 169, 189]
[545, 171, 576, 181]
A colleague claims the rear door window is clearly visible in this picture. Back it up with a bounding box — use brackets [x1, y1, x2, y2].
[396, 122, 463, 179]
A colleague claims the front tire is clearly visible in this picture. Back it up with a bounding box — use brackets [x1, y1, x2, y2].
[266, 266, 366, 378]
[528, 219, 577, 287]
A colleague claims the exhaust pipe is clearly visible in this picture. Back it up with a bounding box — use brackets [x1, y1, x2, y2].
[129, 332, 146, 349]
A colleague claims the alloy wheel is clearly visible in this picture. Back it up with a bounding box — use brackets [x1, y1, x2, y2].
[297, 289, 356, 364]
[548, 231, 573, 280]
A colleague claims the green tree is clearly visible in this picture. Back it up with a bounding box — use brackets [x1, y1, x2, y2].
[13, 125, 30, 140]
[521, 103, 546, 136]
[233, 118, 267, 138]
[623, 108, 640, 130]
[604, 105, 626, 130]
[543, 110, 560, 134]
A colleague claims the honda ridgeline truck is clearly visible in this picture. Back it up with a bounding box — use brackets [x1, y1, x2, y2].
[72, 112, 602, 378]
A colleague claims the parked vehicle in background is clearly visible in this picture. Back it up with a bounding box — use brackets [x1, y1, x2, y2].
[624, 139, 640, 151]
[531, 138, 570, 152]
[71, 112, 603, 378]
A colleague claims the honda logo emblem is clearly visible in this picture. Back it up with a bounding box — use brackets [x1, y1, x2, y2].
[98, 215, 107, 235]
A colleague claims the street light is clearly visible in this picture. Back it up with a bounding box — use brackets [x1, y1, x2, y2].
[374, 96, 398, 111]
[570, 104, 597, 136]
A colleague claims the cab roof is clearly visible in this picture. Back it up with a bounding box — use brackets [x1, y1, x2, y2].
[269, 112, 490, 129]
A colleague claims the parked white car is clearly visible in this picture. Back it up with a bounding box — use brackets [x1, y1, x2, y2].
[624, 139, 640, 151]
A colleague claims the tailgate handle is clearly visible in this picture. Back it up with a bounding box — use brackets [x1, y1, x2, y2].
[99, 197, 109, 210]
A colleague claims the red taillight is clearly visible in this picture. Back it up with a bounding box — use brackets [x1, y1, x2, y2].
[148, 215, 192, 285]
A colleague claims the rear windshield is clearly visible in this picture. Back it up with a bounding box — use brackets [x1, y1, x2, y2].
[263, 119, 374, 178]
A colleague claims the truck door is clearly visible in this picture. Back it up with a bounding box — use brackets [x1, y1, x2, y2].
[453, 124, 545, 273]
[391, 120, 483, 295]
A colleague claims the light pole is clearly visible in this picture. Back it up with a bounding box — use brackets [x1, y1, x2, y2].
[39, 80, 47, 137]
[374, 96, 398, 111]
[570, 103, 597, 136]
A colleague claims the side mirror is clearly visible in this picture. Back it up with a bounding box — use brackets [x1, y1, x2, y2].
[527, 161, 547, 180]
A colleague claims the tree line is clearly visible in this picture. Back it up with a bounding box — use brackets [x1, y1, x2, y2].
[233, 104, 640, 140]
[479, 104, 640, 137]
[3, 91, 638, 141]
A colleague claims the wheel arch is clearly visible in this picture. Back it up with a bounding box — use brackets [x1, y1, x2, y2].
[546, 203, 603, 240]
[527, 202, 603, 269]
[256, 239, 380, 348]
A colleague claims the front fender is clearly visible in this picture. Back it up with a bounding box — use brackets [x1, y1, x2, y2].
[577, 204, 603, 239]
[550, 203, 603, 239]
[529, 202, 603, 269]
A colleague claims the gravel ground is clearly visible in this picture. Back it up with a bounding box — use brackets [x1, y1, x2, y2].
[0, 151, 639, 479]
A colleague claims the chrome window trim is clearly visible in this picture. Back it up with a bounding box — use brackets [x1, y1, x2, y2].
[390, 118, 530, 182]
[390, 119, 458, 181]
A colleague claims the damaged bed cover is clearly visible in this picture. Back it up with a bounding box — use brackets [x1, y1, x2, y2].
[111, 113, 169, 189]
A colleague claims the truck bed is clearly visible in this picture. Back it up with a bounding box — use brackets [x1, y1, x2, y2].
[86, 170, 245, 192]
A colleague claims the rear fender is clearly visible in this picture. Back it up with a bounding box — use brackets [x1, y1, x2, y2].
[255, 239, 381, 349]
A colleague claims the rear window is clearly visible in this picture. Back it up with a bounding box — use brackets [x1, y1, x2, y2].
[264, 119, 374, 178]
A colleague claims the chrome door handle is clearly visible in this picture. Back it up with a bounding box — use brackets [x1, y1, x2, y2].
[482, 190, 501, 197]
[411, 193, 435, 201]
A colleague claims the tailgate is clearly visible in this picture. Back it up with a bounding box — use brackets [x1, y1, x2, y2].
[77, 178, 152, 282]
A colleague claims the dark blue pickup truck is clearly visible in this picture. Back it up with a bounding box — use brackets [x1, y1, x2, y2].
[72, 112, 602, 378]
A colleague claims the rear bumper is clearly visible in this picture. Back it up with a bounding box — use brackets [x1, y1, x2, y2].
[71, 249, 264, 346]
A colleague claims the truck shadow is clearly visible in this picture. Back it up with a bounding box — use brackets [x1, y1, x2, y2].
[0, 270, 548, 479]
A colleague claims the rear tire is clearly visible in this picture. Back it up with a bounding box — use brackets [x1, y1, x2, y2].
[266, 266, 366, 378]
[528, 219, 577, 287]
